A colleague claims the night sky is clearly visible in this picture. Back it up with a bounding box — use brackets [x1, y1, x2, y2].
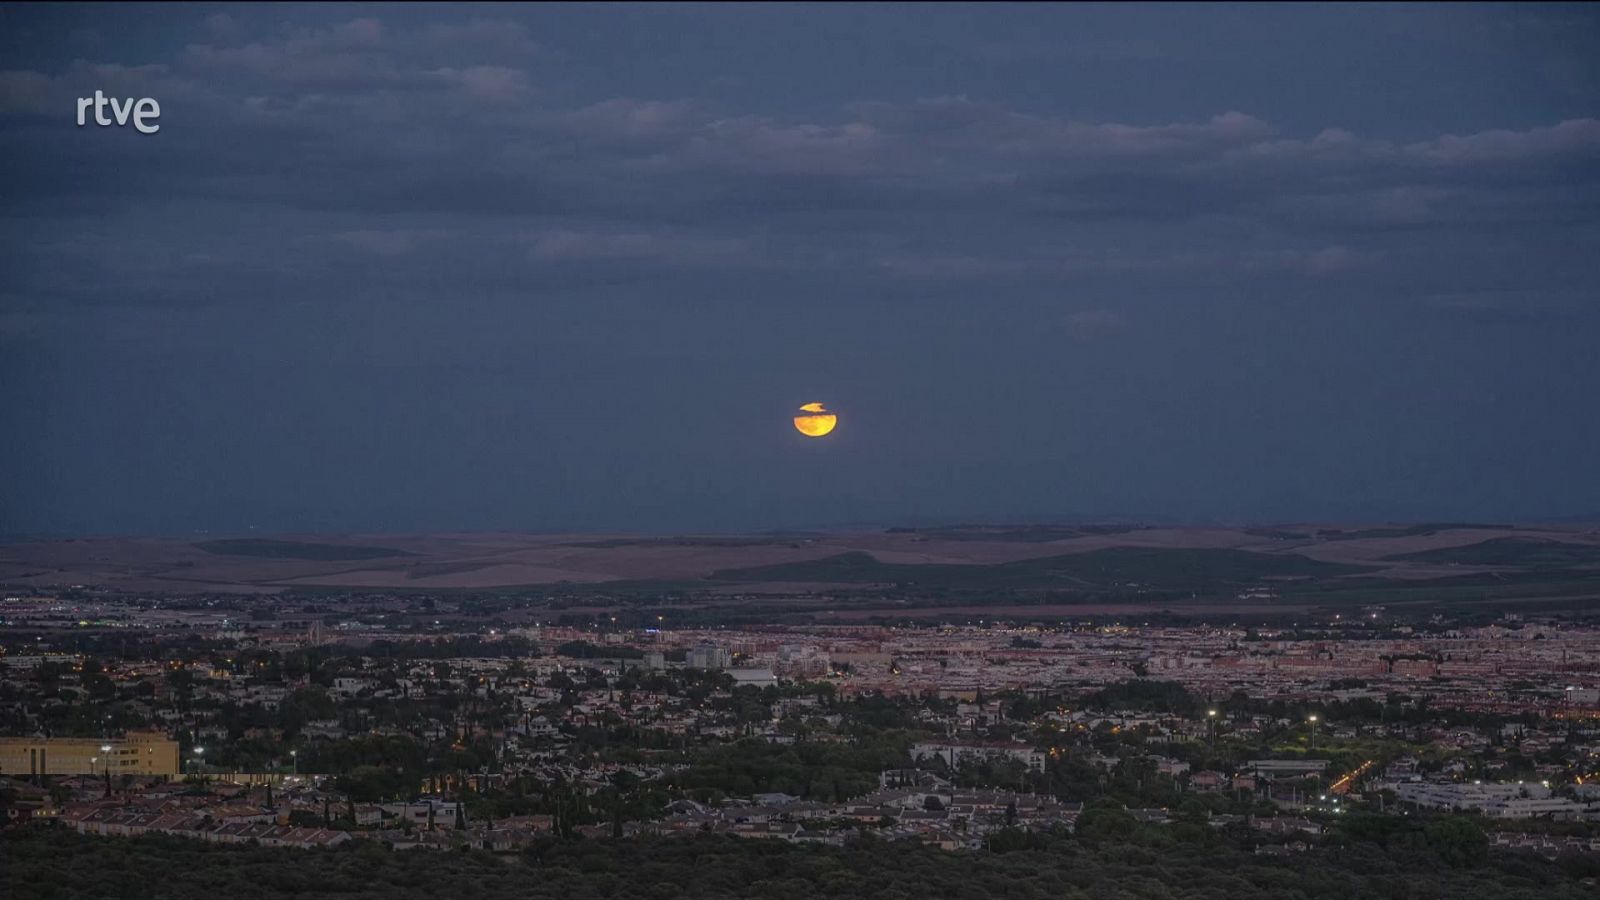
[2, 3, 1598, 536]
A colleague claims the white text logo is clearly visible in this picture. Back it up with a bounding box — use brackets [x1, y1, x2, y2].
[77, 90, 160, 134]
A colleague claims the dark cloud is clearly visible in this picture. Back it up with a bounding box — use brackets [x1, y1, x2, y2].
[1, 5, 1598, 534]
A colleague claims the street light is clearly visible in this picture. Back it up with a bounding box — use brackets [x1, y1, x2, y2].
[1308, 715, 1319, 751]
[290, 749, 298, 776]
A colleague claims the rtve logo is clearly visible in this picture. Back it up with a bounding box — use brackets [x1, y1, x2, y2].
[77, 91, 161, 134]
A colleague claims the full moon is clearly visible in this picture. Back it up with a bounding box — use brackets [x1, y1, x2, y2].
[793, 402, 837, 437]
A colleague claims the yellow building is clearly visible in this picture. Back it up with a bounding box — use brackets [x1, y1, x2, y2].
[0, 731, 179, 777]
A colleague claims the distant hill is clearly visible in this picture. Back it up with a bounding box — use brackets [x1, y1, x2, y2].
[193, 539, 412, 561]
[883, 524, 1149, 543]
[2, 523, 1597, 595]
[1315, 523, 1514, 541]
[1387, 537, 1600, 568]
[711, 547, 1373, 592]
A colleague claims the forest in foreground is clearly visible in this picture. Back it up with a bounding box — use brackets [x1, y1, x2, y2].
[4, 819, 1598, 900]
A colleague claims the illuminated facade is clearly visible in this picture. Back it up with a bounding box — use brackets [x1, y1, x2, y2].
[0, 731, 179, 777]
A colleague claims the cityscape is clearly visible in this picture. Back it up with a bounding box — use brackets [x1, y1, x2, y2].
[4, 524, 1600, 896]
[4, 3, 1599, 899]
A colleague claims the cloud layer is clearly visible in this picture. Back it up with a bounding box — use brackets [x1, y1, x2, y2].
[1, 6, 1598, 534]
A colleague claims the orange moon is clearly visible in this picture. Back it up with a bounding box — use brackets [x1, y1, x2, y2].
[793, 402, 837, 437]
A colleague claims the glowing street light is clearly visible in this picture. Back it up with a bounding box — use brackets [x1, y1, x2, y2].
[1307, 715, 1319, 751]
[290, 749, 298, 775]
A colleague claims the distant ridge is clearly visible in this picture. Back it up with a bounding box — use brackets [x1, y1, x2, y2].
[194, 538, 413, 561]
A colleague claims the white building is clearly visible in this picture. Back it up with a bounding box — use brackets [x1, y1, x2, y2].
[378, 799, 468, 829]
[774, 645, 830, 678]
[1396, 781, 1586, 819]
[910, 741, 1046, 773]
[688, 645, 731, 670]
[729, 668, 777, 687]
